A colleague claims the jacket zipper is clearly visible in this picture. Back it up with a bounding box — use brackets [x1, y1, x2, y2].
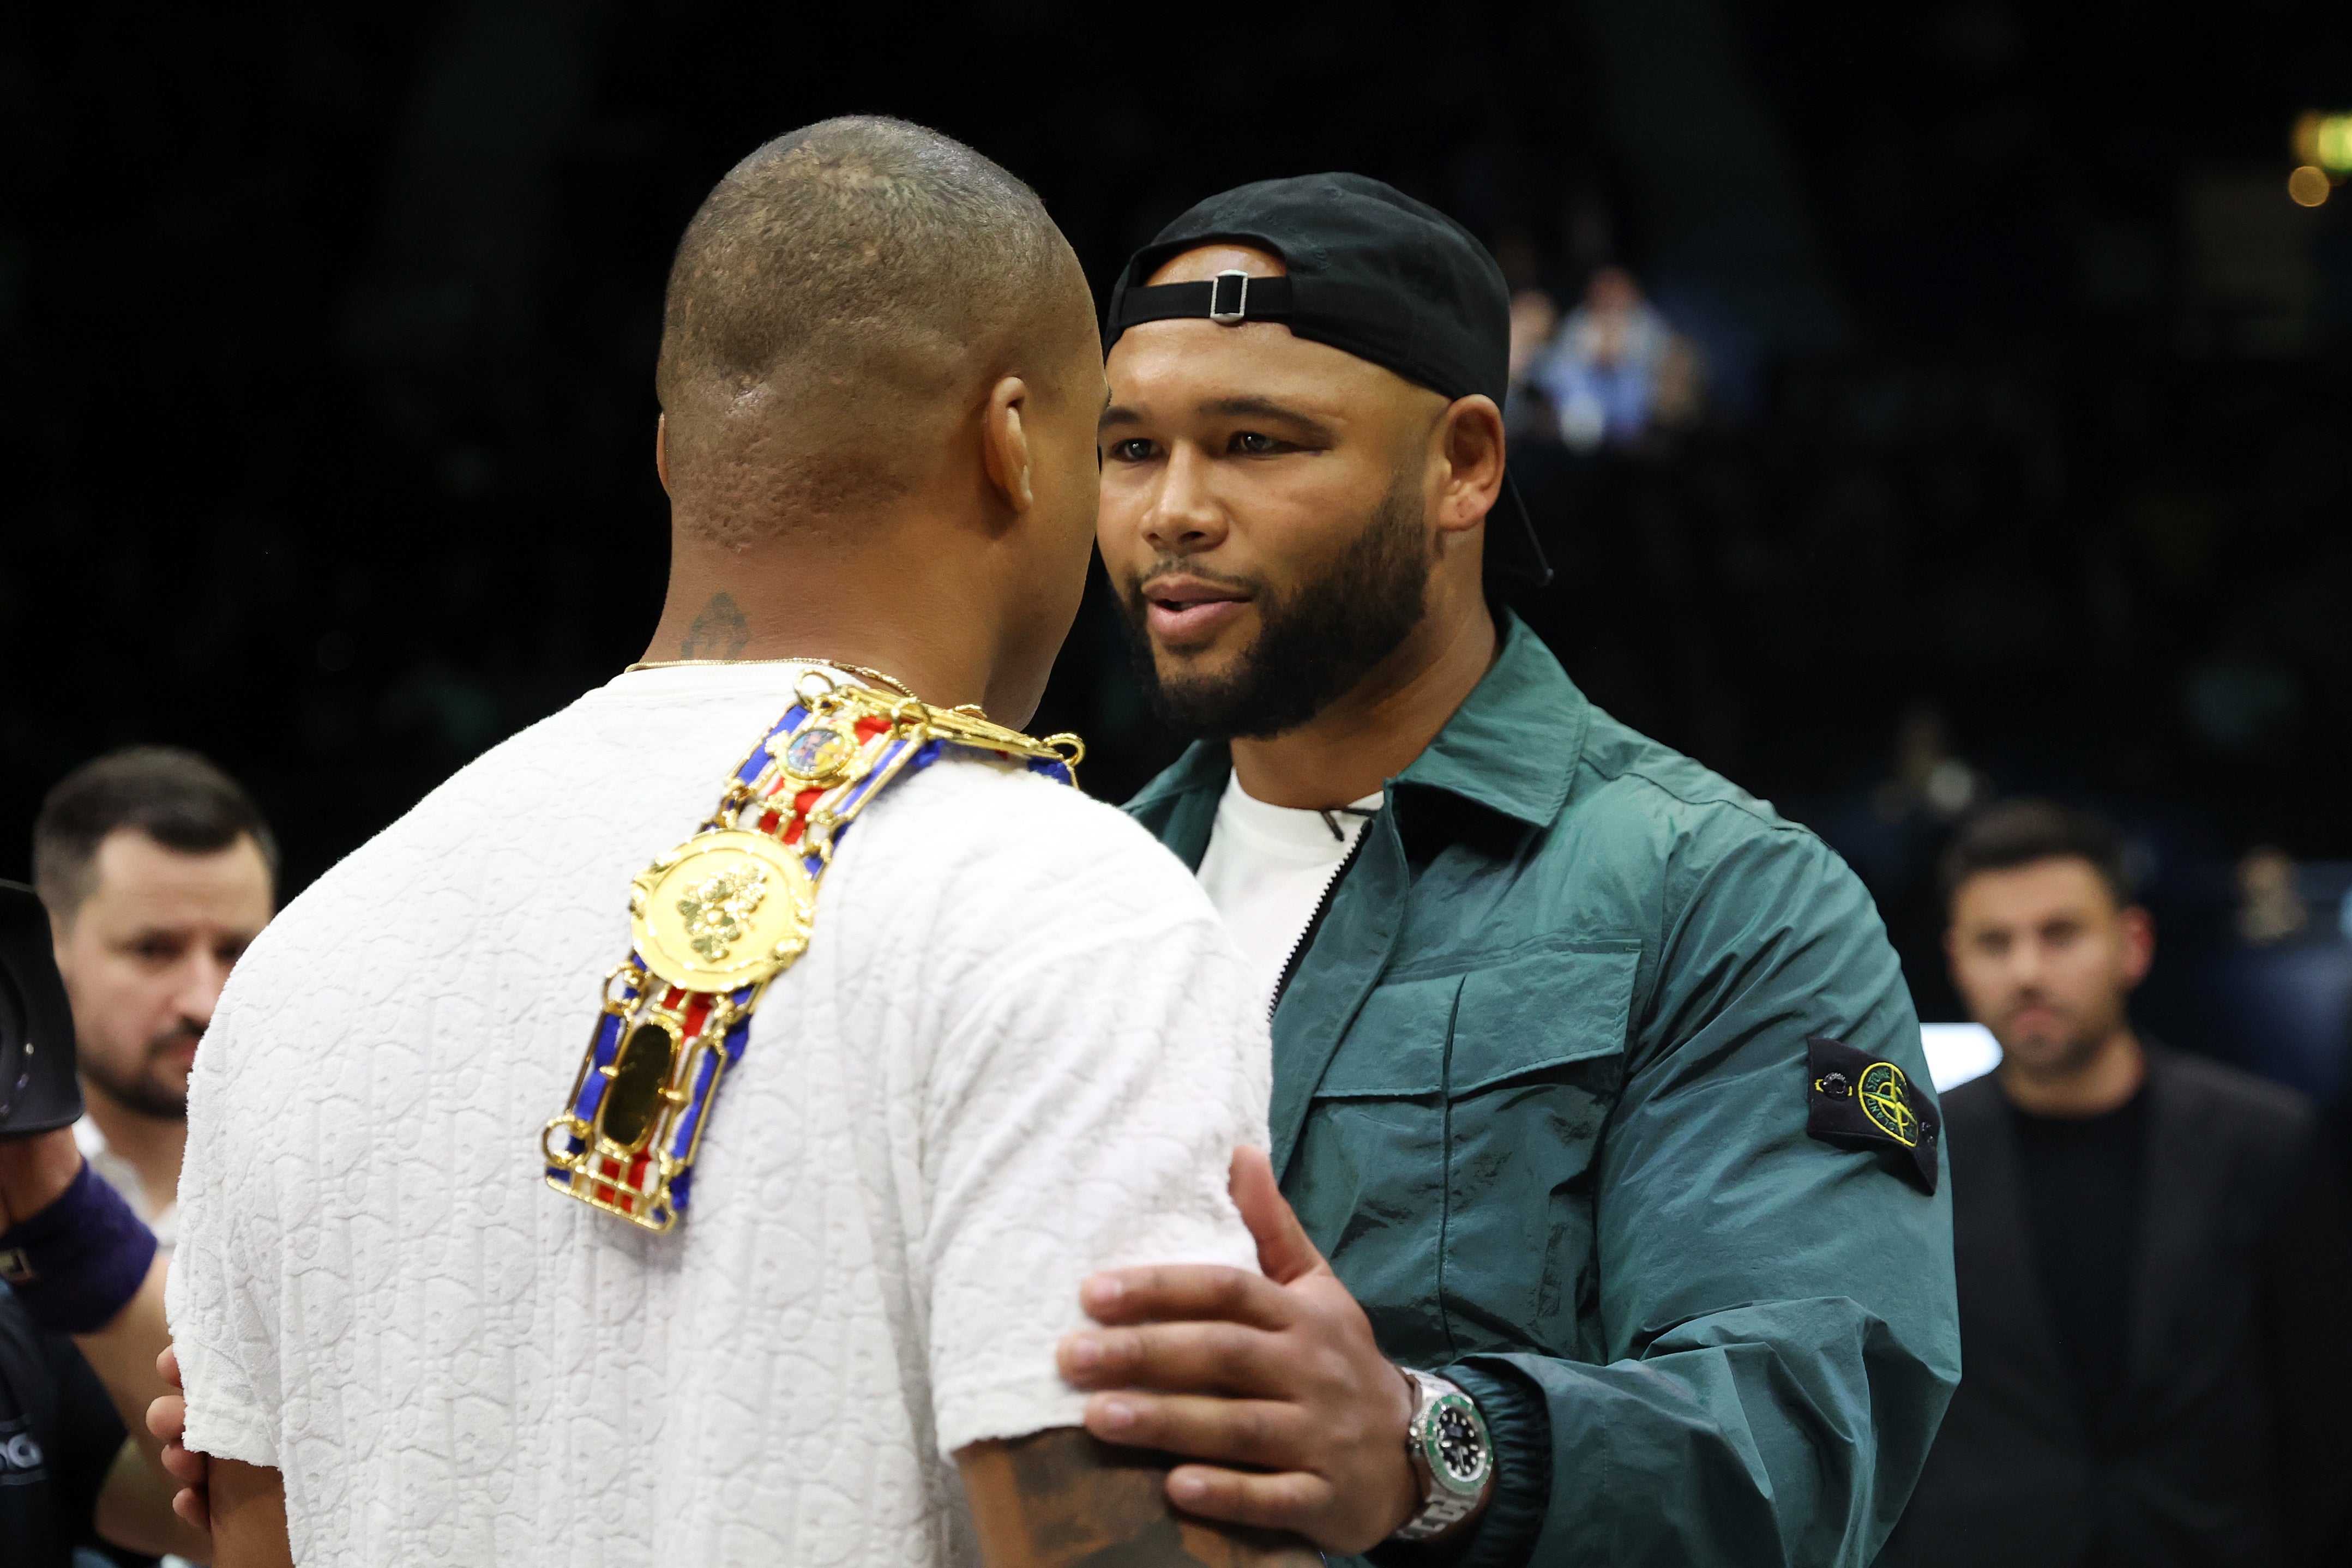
[1268, 825, 1371, 1020]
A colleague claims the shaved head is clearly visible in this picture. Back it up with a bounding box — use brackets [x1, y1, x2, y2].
[657, 116, 1090, 546]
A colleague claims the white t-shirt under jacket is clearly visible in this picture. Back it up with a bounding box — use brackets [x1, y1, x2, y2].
[1195, 771, 1382, 1009]
[166, 662, 1271, 1568]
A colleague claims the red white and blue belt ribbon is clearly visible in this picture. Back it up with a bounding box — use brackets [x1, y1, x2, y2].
[540, 667, 1080, 1231]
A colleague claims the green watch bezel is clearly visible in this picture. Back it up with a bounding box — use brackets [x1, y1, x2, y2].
[1415, 1388, 1493, 1497]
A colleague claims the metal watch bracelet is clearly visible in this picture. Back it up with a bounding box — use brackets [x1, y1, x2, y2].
[1392, 1367, 1495, 1543]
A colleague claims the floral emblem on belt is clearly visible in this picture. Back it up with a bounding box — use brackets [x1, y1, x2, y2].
[677, 863, 767, 962]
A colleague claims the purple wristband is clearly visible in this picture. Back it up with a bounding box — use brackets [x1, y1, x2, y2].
[0, 1161, 158, 1334]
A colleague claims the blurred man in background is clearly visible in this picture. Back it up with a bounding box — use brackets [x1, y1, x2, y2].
[1524, 266, 1700, 451]
[35, 746, 278, 1246]
[0, 741, 266, 1566]
[1500, 287, 1559, 444]
[1883, 799, 2352, 1567]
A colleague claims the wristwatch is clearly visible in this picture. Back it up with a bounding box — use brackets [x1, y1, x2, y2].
[1392, 1367, 1494, 1543]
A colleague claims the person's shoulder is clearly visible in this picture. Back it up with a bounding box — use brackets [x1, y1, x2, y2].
[1568, 705, 1851, 897]
[212, 698, 613, 1016]
[360, 692, 619, 851]
[835, 759, 1260, 1053]
[2153, 1046, 2318, 1137]
[841, 757, 1224, 958]
[887, 758, 1207, 896]
[1577, 707, 1794, 836]
[1939, 1070, 2013, 1129]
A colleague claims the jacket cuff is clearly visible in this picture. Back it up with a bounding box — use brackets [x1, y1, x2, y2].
[1367, 1359, 1553, 1568]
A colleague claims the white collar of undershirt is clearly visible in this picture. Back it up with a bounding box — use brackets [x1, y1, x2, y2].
[1213, 771, 1383, 858]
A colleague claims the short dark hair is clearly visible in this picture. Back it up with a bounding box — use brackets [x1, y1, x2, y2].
[1940, 797, 2132, 914]
[32, 746, 278, 918]
[655, 116, 1084, 546]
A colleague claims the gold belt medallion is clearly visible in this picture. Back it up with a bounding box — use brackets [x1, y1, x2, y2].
[542, 665, 1082, 1231]
[630, 831, 815, 992]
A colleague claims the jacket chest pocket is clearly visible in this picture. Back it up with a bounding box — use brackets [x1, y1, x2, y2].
[1289, 943, 1637, 1364]
[1442, 945, 1636, 1359]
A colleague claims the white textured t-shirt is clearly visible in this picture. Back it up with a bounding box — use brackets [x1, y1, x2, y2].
[1194, 773, 1382, 1008]
[166, 662, 1270, 1568]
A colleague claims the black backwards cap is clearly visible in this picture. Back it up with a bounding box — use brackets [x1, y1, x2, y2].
[0, 882, 82, 1138]
[1106, 173, 1553, 588]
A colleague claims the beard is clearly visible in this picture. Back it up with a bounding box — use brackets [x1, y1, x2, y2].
[81, 1024, 196, 1120]
[1994, 990, 2122, 1076]
[1117, 469, 1432, 741]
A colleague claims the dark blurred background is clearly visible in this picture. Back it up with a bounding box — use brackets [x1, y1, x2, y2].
[5, 0, 2350, 1094]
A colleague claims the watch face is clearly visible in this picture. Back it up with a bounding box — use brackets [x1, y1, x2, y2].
[1421, 1391, 1490, 1493]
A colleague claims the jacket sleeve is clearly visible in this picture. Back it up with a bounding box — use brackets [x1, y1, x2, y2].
[1443, 821, 1961, 1567]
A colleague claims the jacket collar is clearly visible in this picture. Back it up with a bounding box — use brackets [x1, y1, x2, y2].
[1124, 609, 1591, 851]
[1392, 610, 1587, 829]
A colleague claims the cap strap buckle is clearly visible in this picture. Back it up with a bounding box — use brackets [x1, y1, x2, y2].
[1207, 270, 1250, 324]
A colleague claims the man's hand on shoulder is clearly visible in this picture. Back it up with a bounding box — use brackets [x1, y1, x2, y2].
[1055, 1148, 1430, 1557]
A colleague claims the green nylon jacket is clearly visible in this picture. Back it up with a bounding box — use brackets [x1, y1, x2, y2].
[1125, 613, 1962, 1568]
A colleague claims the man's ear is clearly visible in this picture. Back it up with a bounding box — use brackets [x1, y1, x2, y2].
[1435, 395, 1507, 536]
[981, 376, 1034, 517]
[654, 413, 671, 496]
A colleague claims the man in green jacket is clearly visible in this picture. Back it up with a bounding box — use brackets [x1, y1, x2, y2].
[1055, 175, 1960, 1566]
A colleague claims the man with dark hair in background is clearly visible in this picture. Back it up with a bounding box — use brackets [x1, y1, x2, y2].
[0, 743, 268, 1566]
[35, 746, 278, 1244]
[1882, 799, 2352, 1567]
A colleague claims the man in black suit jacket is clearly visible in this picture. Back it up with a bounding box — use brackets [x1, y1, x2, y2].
[1881, 800, 2352, 1568]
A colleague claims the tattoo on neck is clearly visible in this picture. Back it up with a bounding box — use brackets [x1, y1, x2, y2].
[679, 593, 749, 660]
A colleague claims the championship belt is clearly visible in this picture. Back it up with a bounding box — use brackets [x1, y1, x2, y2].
[542, 665, 1082, 1232]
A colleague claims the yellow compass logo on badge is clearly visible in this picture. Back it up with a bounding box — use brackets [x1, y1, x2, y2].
[677, 863, 767, 961]
[1858, 1060, 1919, 1148]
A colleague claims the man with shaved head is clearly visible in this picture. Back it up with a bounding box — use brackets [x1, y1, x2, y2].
[1056, 177, 1963, 1566]
[159, 118, 1310, 1568]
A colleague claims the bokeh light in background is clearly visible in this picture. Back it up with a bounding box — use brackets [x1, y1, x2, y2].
[2289, 112, 2352, 207]
[2295, 111, 2352, 174]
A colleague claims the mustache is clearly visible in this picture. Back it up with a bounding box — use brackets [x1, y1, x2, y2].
[146, 1018, 206, 1057]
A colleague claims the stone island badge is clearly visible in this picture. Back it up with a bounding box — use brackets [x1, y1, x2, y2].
[540, 666, 1083, 1233]
[1806, 1034, 1940, 1193]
